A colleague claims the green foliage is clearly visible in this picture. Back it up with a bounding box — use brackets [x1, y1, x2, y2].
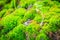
[0, 0, 8, 6]
[5, 24, 26, 40]
[0, 1, 5, 6]
[23, 8, 37, 21]
[0, 8, 14, 18]
[12, 8, 26, 18]
[51, 0, 60, 2]
[0, 9, 7, 18]
[3, 0, 17, 9]
[25, 22, 40, 40]
[0, 0, 60, 40]
[0, 35, 7, 40]
[49, 15, 60, 32]
[34, 15, 42, 23]
[36, 32, 49, 40]
[19, 0, 36, 8]
[0, 15, 21, 35]
[41, 24, 51, 33]
[3, 8, 14, 17]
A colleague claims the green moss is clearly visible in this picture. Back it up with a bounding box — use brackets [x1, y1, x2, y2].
[0, 9, 7, 18]
[25, 22, 40, 40]
[19, 0, 36, 8]
[5, 24, 26, 40]
[36, 32, 50, 40]
[0, 15, 22, 35]
[12, 8, 26, 18]
[23, 8, 37, 21]
[0, 0, 60, 40]
[49, 15, 60, 32]
[34, 15, 42, 23]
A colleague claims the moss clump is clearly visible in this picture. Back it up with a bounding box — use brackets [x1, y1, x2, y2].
[36, 32, 50, 40]
[0, 15, 22, 36]
[12, 8, 26, 18]
[6, 24, 26, 40]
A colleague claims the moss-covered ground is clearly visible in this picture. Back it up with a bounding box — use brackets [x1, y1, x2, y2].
[0, 0, 60, 40]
